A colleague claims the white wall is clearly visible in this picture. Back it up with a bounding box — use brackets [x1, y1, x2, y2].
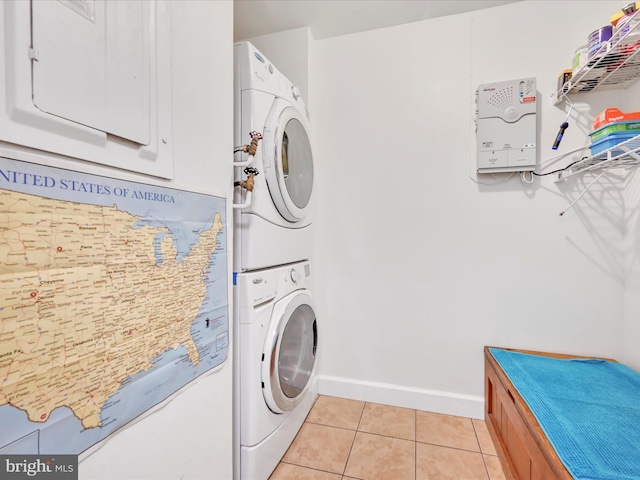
[1, 1, 235, 478]
[622, 80, 640, 370]
[80, 2, 234, 478]
[311, 0, 628, 418]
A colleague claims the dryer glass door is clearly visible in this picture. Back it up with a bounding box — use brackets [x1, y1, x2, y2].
[262, 292, 317, 413]
[280, 117, 313, 211]
[263, 100, 313, 223]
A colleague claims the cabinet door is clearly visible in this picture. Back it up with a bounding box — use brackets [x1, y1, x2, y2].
[504, 407, 532, 480]
[31, 0, 150, 144]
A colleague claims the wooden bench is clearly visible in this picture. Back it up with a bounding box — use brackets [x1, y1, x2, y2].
[484, 346, 618, 480]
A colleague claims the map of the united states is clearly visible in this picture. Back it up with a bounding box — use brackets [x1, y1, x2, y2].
[0, 187, 223, 430]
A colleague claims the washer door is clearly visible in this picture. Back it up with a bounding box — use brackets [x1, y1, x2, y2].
[262, 98, 314, 223]
[262, 290, 318, 414]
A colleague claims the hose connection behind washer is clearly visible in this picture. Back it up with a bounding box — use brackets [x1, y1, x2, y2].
[234, 131, 263, 155]
[233, 132, 263, 209]
[235, 167, 259, 192]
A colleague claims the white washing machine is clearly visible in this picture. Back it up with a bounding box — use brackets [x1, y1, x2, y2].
[233, 261, 319, 480]
[233, 42, 314, 272]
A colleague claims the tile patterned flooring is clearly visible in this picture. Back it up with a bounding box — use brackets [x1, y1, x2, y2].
[269, 395, 506, 480]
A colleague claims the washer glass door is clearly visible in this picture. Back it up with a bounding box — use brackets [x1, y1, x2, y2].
[262, 292, 317, 413]
[263, 100, 313, 223]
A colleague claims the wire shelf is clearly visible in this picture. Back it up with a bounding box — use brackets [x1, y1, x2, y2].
[557, 132, 640, 180]
[554, 10, 640, 103]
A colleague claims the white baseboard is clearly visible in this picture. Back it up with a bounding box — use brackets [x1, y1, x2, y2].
[317, 375, 484, 419]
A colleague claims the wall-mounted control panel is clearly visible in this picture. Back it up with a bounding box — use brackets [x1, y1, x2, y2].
[476, 77, 537, 174]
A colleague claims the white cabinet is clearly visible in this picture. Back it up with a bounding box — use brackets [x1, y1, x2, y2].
[0, 1, 173, 178]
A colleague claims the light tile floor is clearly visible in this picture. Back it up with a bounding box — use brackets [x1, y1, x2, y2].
[269, 395, 507, 480]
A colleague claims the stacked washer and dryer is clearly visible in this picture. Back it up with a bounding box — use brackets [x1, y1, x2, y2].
[232, 42, 319, 480]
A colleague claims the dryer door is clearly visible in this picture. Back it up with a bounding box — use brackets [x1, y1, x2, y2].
[262, 290, 317, 414]
[262, 98, 314, 223]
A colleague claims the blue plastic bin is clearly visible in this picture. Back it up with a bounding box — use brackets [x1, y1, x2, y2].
[589, 131, 638, 156]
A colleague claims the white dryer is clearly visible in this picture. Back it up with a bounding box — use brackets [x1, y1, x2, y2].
[233, 261, 318, 480]
[233, 42, 314, 272]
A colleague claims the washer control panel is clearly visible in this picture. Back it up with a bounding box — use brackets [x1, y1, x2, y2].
[235, 261, 312, 310]
[281, 262, 310, 292]
[278, 261, 311, 295]
[290, 268, 300, 284]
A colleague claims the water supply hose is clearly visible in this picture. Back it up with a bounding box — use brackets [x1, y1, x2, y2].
[233, 131, 263, 167]
[235, 167, 259, 191]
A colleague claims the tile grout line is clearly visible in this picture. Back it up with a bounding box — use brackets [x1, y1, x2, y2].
[341, 400, 367, 477]
[356, 401, 366, 431]
[472, 419, 491, 480]
[279, 460, 348, 478]
[305, 419, 416, 442]
[280, 396, 499, 480]
[416, 440, 483, 454]
[413, 408, 418, 480]
[276, 396, 351, 478]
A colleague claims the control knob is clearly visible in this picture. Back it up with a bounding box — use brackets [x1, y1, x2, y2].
[290, 268, 300, 284]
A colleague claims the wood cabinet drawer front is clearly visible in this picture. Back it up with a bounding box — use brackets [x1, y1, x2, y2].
[485, 350, 572, 480]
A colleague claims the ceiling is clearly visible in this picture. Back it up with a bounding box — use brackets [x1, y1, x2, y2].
[234, 0, 523, 41]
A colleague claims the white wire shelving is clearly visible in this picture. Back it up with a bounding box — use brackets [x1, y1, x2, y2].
[552, 9, 640, 181]
[553, 10, 640, 103]
[557, 132, 640, 180]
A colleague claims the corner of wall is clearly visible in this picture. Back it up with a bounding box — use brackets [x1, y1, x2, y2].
[622, 81, 640, 370]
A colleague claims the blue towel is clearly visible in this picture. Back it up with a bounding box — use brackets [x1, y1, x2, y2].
[490, 348, 640, 480]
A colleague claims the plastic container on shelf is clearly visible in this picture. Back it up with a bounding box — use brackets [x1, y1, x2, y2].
[611, 2, 640, 26]
[558, 69, 572, 94]
[589, 131, 638, 155]
[614, 10, 640, 65]
[590, 121, 640, 142]
[573, 45, 589, 75]
[593, 108, 640, 129]
[615, 11, 640, 41]
[588, 25, 613, 62]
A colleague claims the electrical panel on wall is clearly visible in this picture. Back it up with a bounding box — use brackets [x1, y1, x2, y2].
[476, 77, 537, 174]
[31, 0, 151, 145]
[0, 1, 174, 179]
